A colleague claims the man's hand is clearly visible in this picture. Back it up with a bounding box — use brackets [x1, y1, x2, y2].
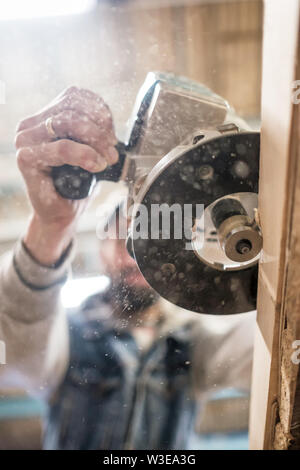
[15, 86, 118, 265]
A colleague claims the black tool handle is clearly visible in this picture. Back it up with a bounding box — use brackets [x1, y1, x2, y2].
[51, 141, 127, 200]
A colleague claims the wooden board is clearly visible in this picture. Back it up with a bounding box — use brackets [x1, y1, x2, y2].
[249, 0, 300, 450]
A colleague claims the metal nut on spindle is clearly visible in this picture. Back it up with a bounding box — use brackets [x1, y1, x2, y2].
[211, 198, 262, 263]
[217, 215, 262, 262]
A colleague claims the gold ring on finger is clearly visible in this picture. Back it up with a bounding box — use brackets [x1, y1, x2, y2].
[45, 116, 57, 138]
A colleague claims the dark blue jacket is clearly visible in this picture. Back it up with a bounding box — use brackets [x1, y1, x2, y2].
[43, 297, 199, 450]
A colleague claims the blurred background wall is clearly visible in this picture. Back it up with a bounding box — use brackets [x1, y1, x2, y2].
[0, 0, 262, 450]
[0, 0, 262, 266]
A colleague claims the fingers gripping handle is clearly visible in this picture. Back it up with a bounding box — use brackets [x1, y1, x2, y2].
[51, 142, 127, 200]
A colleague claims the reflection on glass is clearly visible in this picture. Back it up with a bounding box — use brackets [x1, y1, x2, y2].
[0, 0, 262, 451]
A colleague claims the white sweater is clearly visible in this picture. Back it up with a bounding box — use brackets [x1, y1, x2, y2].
[0, 240, 256, 399]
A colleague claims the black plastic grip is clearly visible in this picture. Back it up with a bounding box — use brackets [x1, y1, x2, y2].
[51, 141, 127, 200]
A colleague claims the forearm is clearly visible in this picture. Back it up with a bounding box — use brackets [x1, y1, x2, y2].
[24, 214, 76, 266]
[0, 237, 74, 396]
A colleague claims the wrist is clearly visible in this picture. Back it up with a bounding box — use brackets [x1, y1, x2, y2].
[23, 214, 76, 266]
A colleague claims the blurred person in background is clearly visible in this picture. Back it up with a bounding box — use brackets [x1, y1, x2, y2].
[0, 87, 255, 450]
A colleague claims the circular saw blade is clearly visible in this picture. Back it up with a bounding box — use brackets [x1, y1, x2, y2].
[131, 131, 260, 315]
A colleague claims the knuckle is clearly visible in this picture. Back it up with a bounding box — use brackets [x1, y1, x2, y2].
[57, 139, 71, 156]
[66, 109, 78, 120]
[79, 149, 95, 168]
[60, 111, 93, 140]
[65, 85, 79, 96]
[66, 86, 92, 101]
[81, 87, 101, 102]
[84, 146, 96, 160]
[56, 110, 77, 133]
[98, 110, 113, 128]
[104, 111, 113, 127]
[56, 109, 71, 121]
[103, 108, 113, 121]
[79, 87, 91, 97]
[94, 94, 105, 105]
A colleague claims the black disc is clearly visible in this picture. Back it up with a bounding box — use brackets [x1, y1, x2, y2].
[132, 131, 260, 315]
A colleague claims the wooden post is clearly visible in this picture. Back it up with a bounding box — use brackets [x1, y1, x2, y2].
[249, 0, 300, 450]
